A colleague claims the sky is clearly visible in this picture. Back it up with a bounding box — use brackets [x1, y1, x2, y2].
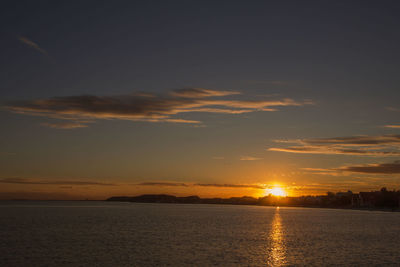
[1, 0, 400, 199]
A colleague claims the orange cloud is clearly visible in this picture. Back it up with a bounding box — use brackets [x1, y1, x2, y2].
[269, 135, 400, 157]
[240, 156, 263, 161]
[41, 122, 88, 129]
[385, 125, 400, 128]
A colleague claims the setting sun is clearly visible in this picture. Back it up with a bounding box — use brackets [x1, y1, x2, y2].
[267, 187, 287, 197]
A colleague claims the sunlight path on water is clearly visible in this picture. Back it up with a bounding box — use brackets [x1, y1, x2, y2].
[267, 207, 286, 266]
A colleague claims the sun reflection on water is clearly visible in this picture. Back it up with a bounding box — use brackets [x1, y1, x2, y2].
[268, 207, 286, 266]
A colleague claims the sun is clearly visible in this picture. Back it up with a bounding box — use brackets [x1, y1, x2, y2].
[267, 186, 287, 197]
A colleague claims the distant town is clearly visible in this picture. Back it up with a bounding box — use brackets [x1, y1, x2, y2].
[107, 188, 400, 211]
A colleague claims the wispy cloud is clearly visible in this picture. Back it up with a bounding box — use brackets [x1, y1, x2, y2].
[41, 122, 88, 129]
[195, 183, 266, 189]
[1, 178, 268, 189]
[269, 147, 400, 156]
[5, 88, 311, 128]
[240, 156, 263, 161]
[300, 168, 344, 176]
[338, 161, 400, 174]
[136, 182, 189, 187]
[302, 161, 400, 175]
[0, 178, 115, 186]
[18, 36, 48, 56]
[133, 181, 266, 190]
[268, 135, 400, 157]
[384, 125, 400, 129]
[279, 135, 400, 145]
[170, 88, 240, 98]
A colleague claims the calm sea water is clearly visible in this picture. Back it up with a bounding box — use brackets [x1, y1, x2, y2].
[0, 201, 399, 266]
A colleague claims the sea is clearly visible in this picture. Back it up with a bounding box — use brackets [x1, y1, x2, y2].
[0, 201, 399, 266]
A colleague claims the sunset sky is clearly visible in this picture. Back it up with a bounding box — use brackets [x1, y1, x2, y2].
[1, 1, 400, 199]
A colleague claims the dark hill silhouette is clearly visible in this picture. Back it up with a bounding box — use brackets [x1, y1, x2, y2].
[107, 188, 400, 211]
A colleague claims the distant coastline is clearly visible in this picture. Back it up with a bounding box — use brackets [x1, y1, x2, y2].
[107, 188, 400, 212]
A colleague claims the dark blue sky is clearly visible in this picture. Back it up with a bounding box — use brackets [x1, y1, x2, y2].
[2, 0, 400, 98]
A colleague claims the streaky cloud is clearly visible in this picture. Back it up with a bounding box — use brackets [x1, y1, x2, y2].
[269, 146, 400, 156]
[195, 183, 266, 189]
[240, 156, 263, 161]
[0, 178, 115, 186]
[385, 125, 400, 128]
[136, 182, 189, 187]
[269, 134, 400, 157]
[41, 122, 88, 129]
[170, 88, 240, 98]
[338, 161, 400, 174]
[135, 181, 265, 189]
[5, 88, 311, 128]
[302, 161, 400, 175]
[18, 36, 48, 55]
[303, 135, 400, 145]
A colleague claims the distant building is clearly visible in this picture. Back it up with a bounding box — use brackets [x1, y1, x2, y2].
[336, 191, 352, 198]
[359, 192, 376, 207]
[351, 194, 360, 207]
